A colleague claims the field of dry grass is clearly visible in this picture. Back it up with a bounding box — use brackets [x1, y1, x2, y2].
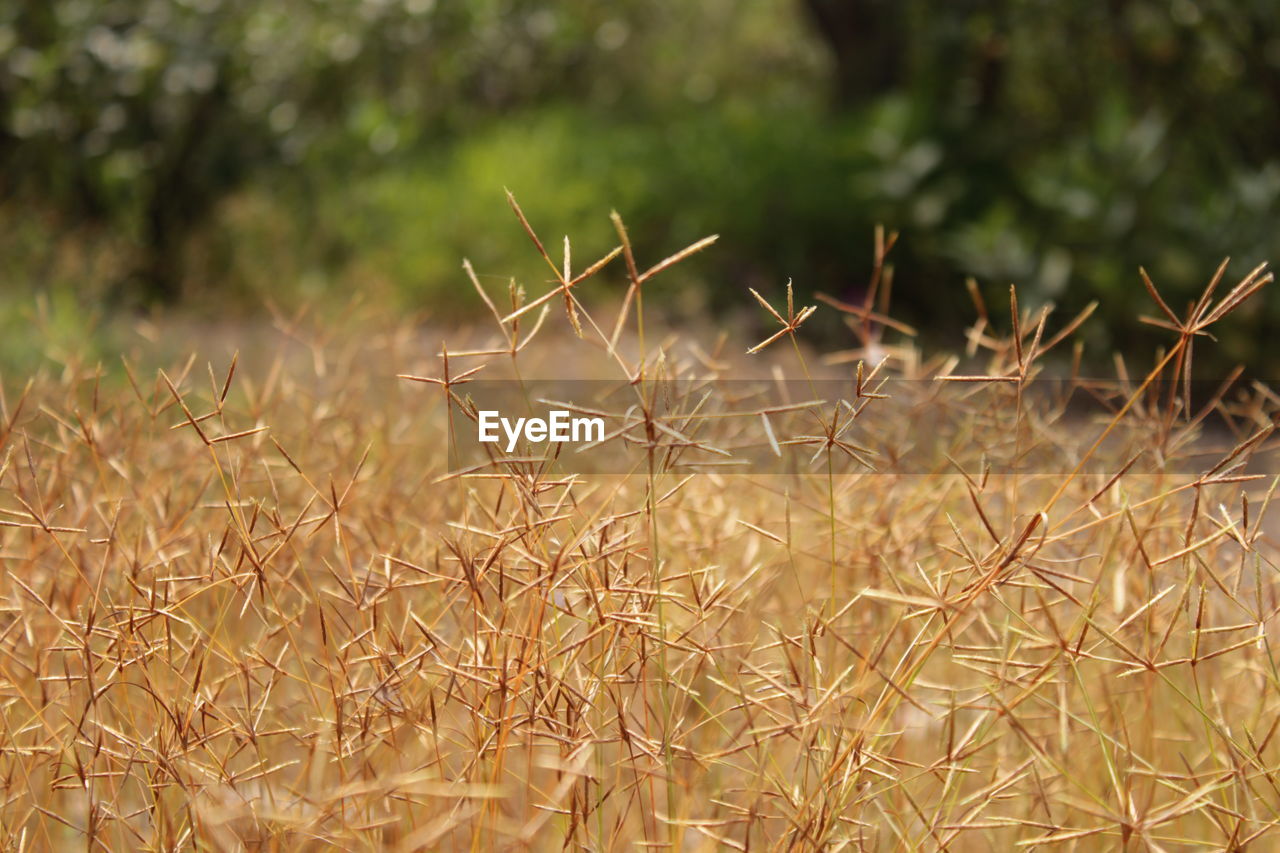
[1, 204, 1278, 850]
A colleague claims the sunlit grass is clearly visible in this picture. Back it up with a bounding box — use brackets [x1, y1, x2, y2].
[0, 202, 1277, 849]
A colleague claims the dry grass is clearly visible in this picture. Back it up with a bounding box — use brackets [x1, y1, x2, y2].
[1, 201, 1278, 850]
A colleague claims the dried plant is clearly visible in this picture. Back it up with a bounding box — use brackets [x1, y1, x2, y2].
[0, 200, 1276, 851]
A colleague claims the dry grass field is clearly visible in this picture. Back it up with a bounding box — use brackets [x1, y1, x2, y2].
[1, 204, 1278, 850]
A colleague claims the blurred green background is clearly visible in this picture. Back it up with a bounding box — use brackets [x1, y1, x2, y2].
[2, 0, 1278, 373]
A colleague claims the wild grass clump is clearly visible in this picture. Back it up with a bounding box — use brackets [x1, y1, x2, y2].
[0, 199, 1277, 850]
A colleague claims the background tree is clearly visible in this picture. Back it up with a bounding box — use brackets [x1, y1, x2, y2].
[1, 0, 1276, 374]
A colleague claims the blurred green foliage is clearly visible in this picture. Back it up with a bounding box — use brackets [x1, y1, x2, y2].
[2, 0, 1278, 372]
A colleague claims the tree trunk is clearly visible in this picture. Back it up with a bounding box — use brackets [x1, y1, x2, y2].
[134, 63, 233, 305]
[799, 0, 908, 107]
